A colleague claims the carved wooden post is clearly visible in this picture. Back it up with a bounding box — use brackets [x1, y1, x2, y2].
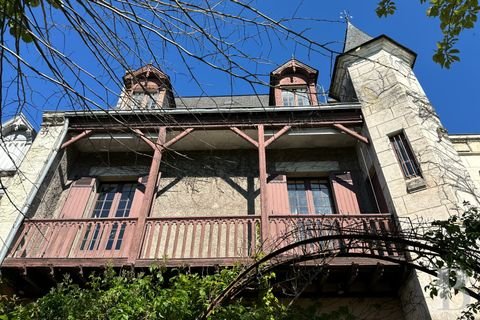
[257, 124, 269, 242]
[128, 127, 166, 264]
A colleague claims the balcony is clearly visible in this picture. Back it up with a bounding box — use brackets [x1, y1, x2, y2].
[3, 213, 402, 268]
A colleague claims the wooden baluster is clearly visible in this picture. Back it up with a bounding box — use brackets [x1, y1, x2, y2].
[180, 221, 188, 259]
[44, 222, 63, 258]
[233, 220, 238, 258]
[190, 221, 197, 258]
[163, 222, 172, 259]
[143, 222, 154, 259]
[199, 221, 206, 258]
[95, 222, 110, 258]
[172, 221, 180, 259]
[225, 220, 230, 258]
[58, 222, 77, 258]
[121, 221, 136, 258]
[207, 221, 214, 258]
[216, 221, 222, 258]
[154, 222, 163, 260]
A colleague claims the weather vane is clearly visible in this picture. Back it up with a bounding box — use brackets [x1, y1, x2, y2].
[340, 10, 353, 23]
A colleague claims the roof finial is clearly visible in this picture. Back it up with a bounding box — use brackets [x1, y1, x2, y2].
[340, 10, 353, 23]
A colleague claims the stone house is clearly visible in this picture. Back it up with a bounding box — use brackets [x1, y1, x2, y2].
[0, 23, 479, 319]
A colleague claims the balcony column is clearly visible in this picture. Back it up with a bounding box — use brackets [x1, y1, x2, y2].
[128, 127, 166, 264]
[257, 124, 269, 242]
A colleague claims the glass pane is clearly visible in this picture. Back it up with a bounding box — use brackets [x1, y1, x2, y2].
[282, 90, 294, 106]
[106, 223, 118, 250]
[145, 92, 159, 109]
[131, 92, 144, 108]
[311, 182, 334, 214]
[296, 88, 310, 106]
[115, 184, 136, 217]
[115, 223, 127, 250]
[390, 134, 420, 178]
[92, 184, 116, 218]
[288, 181, 309, 214]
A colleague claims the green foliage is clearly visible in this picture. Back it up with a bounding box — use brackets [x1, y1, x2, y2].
[0, 267, 356, 320]
[422, 204, 480, 320]
[376, 0, 479, 68]
[0, 0, 61, 43]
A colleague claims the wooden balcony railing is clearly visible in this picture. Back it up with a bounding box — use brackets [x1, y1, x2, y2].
[140, 216, 261, 262]
[5, 214, 399, 266]
[268, 214, 399, 257]
[8, 218, 137, 260]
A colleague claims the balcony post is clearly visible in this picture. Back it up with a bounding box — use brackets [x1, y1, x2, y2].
[258, 124, 269, 243]
[128, 127, 166, 264]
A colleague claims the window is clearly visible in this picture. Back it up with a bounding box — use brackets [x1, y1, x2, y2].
[145, 92, 159, 109]
[92, 183, 136, 218]
[390, 133, 422, 179]
[129, 91, 159, 109]
[81, 182, 136, 252]
[281, 87, 310, 106]
[287, 179, 334, 214]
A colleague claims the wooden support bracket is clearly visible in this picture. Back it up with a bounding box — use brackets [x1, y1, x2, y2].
[264, 125, 291, 148]
[230, 127, 258, 148]
[61, 130, 93, 149]
[333, 123, 369, 144]
[133, 129, 156, 150]
[164, 128, 194, 149]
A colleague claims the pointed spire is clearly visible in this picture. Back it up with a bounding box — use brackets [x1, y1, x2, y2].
[343, 21, 373, 53]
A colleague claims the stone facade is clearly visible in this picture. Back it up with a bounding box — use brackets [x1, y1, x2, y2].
[0, 113, 66, 261]
[331, 32, 480, 320]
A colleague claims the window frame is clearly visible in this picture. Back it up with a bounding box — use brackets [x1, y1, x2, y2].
[91, 182, 137, 219]
[129, 90, 160, 109]
[281, 86, 311, 106]
[389, 132, 422, 179]
[287, 178, 335, 215]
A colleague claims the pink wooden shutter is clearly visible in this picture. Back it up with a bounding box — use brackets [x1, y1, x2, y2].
[130, 176, 148, 217]
[267, 174, 290, 215]
[60, 177, 96, 219]
[330, 171, 360, 215]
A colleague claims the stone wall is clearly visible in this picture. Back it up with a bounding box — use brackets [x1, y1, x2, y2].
[153, 148, 371, 217]
[450, 135, 480, 192]
[0, 114, 66, 261]
[343, 40, 479, 320]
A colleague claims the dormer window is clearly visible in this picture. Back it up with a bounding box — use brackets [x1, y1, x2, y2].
[119, 64, 176, 110]
[281, 87, 310, 106]
[269, 59, 319, 106]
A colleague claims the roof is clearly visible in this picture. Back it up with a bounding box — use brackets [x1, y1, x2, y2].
[343, 22, 373, 53]
[271, 58, 318, 78]
[174, 94, 270, 109]
[1, 113, 36, 137]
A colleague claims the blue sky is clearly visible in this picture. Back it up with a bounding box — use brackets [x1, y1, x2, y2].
[4, 1, 480, 134]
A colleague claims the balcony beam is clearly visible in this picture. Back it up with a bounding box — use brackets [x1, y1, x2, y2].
[333, 123, 369, 144]
[60, 130, 93, 149]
